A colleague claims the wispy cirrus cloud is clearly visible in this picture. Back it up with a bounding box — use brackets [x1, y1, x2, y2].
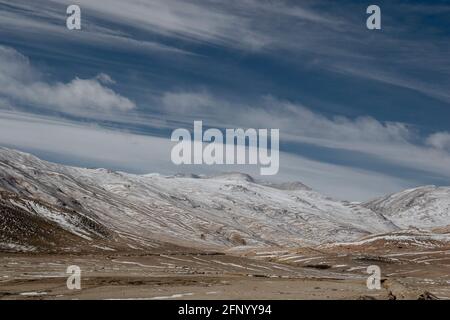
[0, 0, 341, 52]
[2, 0, 449, 103]
[0, 0, 194, 56]
[160, 89, 450, 181]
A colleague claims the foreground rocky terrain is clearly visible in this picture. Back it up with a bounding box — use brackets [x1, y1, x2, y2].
[1, 243, 448, 300]
[0, 147, 448, 299]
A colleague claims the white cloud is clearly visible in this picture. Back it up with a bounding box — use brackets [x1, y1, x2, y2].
[0, 46, 135, 117]
[0, 46, 37, 82]
[96, 73, 116, 85]
[162, 90, 215, 114]
[0, 109, 413, 201]
[159, 90, 450, 180]
[427, 132, 450, 151]
[19, 78, 135, 113]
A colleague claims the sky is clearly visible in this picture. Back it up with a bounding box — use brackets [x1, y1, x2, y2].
[0, 0, 449, 201]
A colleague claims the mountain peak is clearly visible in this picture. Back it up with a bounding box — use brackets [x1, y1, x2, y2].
[364, 186, 450, 229]
[206, 172, 255, 183]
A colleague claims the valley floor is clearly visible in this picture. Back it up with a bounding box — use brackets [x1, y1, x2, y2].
[1, 246, 448, 300]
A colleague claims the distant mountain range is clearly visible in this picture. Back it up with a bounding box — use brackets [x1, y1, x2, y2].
[0, 147, 448, 253]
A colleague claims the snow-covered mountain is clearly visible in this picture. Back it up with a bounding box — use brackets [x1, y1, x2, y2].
[364, 186, 450, 229]
[0, 147, 448, 253]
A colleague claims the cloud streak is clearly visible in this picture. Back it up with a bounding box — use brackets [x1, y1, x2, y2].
[160, 90, 450, 180]
[0, 109, 413, 201]
[0, 0, 194, 56]
[2, 0, 448, 103]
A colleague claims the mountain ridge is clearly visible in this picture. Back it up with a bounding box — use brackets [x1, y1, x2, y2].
[0, 147, 448, 253]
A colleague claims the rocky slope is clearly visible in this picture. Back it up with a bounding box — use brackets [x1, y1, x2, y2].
[0, 147, 448, 253]
[364, 186, 450, 229]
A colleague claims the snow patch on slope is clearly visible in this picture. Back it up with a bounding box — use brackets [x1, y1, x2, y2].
[364, 186, 450, 229]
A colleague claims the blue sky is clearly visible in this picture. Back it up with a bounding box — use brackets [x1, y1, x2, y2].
[0, 0, 449, 200]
